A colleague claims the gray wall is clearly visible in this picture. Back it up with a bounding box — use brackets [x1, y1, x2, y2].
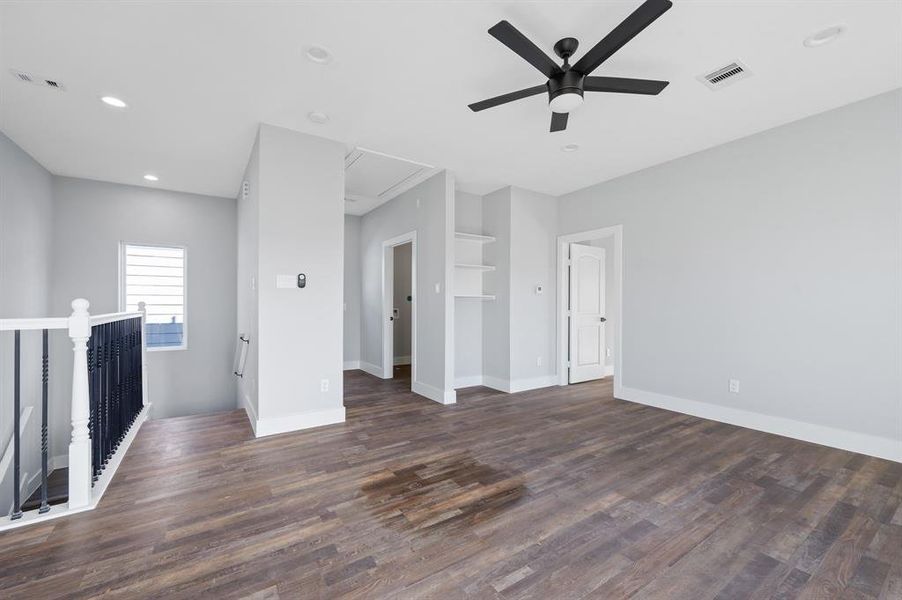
[482, 187, 512, 385]
[392, 243, 412, 361]
[50, 177, 237, 420]
[254, 125, 345, 425]
[343, 215, 361, 366]
[509, 187, 558, 384]
[558, 89, 902, 445]
[237, 133, 260, 416]
[359, 170, 454, 398]
[454, 191, 484, 384]
[0, 131, 53, 513]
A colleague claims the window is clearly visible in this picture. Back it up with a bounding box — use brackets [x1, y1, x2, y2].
[120, 243, 186, 350]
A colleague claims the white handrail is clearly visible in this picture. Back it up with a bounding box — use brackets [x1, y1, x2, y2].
[89, 311, 143, 326]
[0, 317, 68, 332]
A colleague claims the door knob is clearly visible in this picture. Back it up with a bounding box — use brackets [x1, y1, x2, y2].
[599, 317, 607, 322]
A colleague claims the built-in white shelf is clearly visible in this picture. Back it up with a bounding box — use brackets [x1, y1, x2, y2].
[455, 231, 496, 244]
[455, 263, 496, 272]
[454, 294, 496, 300]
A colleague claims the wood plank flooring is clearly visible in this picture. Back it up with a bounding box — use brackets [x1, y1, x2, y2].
[0, 366, 900, 599]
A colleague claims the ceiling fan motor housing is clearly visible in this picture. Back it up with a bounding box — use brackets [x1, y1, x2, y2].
[547, 70, 585, 104]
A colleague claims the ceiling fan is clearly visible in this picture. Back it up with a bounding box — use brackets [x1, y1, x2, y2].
[468, 0, 672, 132]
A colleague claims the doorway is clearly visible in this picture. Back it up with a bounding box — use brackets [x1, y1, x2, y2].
[382, 232, 416, 386]
[557, 226, 623, 393]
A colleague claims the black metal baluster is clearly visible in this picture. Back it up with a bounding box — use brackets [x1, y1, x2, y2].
[104, 322, 111, 465]
[11, 330, 22, 520]
[39, 329, 50, 513]
[89, 328, 98, 481]
[114, 319, 121, 450]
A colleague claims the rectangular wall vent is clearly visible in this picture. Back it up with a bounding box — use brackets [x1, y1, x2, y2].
[699, 61, 751, 90]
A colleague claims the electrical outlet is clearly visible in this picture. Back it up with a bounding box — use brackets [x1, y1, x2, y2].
[321, 379, 329, 392]
[606, 347, 612, 358]
[729, 379, 740, 394]
[434, 282, 441, 294]
[536, 356, 542, 367]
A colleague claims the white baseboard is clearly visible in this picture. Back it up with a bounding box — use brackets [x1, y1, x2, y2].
[510, 375, 558, 393]
[618, 386, 902, 464]
[482, 375, 557, 394]
[455, 375, 484, 389]
[603, 364, 614, 377]
[343, 360, 361, 371]
[359, 361, 383, 378]
[254, 407, 346, 438]
[393, 356, 411, 366]
[412, 380, 456, 405]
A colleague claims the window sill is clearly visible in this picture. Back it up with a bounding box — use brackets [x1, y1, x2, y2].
[147, 345, 187, 353]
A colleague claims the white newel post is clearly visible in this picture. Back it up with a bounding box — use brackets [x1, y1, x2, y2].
[138, 301, 149, 409]
[67, 298, 93, 509]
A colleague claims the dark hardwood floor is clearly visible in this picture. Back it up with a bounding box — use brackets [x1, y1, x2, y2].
[1, 366, 900, 599]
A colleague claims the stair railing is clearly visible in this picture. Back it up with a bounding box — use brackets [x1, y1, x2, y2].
[0, 298, 148, 529]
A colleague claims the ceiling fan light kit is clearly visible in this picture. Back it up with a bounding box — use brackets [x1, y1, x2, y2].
[468, 0, 673, 132]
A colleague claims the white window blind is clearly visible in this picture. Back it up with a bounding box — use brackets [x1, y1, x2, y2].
[121, 244, 186, 349]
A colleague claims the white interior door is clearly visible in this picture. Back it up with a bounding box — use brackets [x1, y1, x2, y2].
[568, 243, 606, 384]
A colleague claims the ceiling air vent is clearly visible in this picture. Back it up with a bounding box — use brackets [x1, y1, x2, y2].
[10, 69, 34, 83]
[9, 69, 65, 91]
[699, 61, 751, 90]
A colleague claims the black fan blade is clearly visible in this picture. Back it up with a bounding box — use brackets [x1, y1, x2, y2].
[550, 112, 568, 132]
[468, 85, 547, 112]
[488, 20, 562, 79]
[584, 76, 669, 95]
[571, 0, 672, 76]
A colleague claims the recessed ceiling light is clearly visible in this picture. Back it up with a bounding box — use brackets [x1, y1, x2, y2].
[561, 144, 579, 152]
[803, 25, 844, 48]
[305, 45, 332, 64]
[308, 111, 329, 124]
[101, 96, 128, 108]
[143, 174, 159, 182]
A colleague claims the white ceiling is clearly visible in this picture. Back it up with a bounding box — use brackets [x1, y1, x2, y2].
[1, 1, 900, 206]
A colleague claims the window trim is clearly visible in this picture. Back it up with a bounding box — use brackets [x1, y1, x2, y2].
[119, 241, 188, 352]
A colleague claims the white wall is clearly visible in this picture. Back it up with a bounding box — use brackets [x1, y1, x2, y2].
[50, 176, 238, 422]
[359, 170, 455, 403]
[454, 191, 484, 385]
[251, 124, 345, 434]
[558, 89, 902, 461]
[0, 131, 53, 514]
[343, 214, 361, 368]
[392, 243, 412, 362]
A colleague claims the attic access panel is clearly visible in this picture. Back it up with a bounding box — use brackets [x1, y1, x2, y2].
[345, 148, 433, 200]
